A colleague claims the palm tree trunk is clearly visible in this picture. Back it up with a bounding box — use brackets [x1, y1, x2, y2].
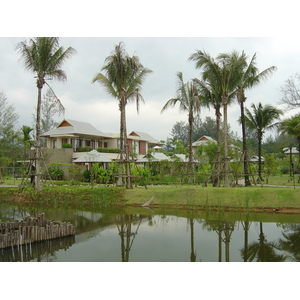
[121, 96, 132, 189]
[117, 98, 124, 187]
[213, 106, 221, 187]
[240, 101, 251, 186]
[188, 113, 193, 184]
[258, 133, 262, 182]
[188, 114, 193, 165]
[35, 84, 42, 191]
[222, 96, 230, 187]
[289, 144, 293, 178]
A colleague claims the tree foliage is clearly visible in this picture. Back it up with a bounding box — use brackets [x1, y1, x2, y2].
[280, 73, 300, 110]
[0, 92, 20, 166]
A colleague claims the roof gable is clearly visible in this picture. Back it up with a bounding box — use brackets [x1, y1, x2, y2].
[129, 131, 161, 144]
[58, 120, 72, 127]
[41, 119, 110, 138]
[192, 135, 216, 147]
[197, 135, 215, 142]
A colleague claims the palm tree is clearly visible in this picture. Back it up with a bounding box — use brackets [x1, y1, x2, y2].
[161, 72, 201, 176]
[92, 42, 152, 189]
[16, 37, 76, 190]
[189, 50, 239, 187]
[220, 51, 277, 186]
[193, 78, 223, 186]
[279, 113, 300, 180]
[244, 102, 283, 182]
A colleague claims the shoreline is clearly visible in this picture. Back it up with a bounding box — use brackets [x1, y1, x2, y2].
[1, 185, 300, 215]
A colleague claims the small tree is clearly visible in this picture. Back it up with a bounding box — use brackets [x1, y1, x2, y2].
[244, 102, 283, 182]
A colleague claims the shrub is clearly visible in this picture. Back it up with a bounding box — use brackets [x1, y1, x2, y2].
[77, 146, 92, 152]
[48, 166, 64, 180]
[68, 164, 83, 181]
[97, 147, 120, 153]
[83, 170, 91, 182]
[62, 143, 72, 148]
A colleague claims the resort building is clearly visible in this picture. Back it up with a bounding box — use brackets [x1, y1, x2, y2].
[40, 119, 163, 176]
[191, 135, 216, 155]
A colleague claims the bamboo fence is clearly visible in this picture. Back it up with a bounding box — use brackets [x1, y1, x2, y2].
[0, 213, 75, 249]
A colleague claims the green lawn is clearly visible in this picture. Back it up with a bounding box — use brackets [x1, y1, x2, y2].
[265, 174, 300, 186]
[123, 185, 300, 210]
[1, 175, 300, 212]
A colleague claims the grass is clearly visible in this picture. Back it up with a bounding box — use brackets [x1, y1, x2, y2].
[265, 174, 300, 186]
[1, 174, 300, 213]
[0, 185, 125, 209]
[123, 185, 300, 212]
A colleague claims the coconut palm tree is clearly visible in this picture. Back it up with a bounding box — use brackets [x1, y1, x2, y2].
[244, 102, 283, 182]
[16, 37, 76, 190]
[92, 42, 152, 189]
[279, 113, 300, 180]
[161, 72, 201, 175]
[219, 51, 277, 186]
[193, 78, 223, 186]
[189, 50, 239, 186]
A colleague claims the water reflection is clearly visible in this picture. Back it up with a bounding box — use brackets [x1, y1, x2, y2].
[1, 203, 300, 262]
[116, 214, 144, 262]
[241, 222, 286, 262]
[278, 224, 300, 261]
[0, 236, 75, 262]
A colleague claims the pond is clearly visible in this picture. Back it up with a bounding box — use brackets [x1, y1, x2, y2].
[1, 203, 300, 262]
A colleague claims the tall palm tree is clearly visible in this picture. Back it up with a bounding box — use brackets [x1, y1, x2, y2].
[16, 37, 76, 190]
[189, 50, 239, 187]
[193, 78, 223, 186]
[92, 42, 152, 189]
[161, 72, 201, 175]
[244, 102, 283, 182]
[220, 51, 277, 186]
[279, 113, 300, 180]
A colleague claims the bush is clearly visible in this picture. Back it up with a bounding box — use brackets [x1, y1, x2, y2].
[77, 146, 92, 152]
[62, 143, 72, 148]
[68, 164, 83, 181]
[48, 166, 64, 180]
[83, 170, 91, 182]
[97, 147, 120, 153]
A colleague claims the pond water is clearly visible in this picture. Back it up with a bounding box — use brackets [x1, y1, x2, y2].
[1, 203, 300, 262]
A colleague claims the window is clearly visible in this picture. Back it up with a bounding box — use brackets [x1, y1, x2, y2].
[132, 141, 139, 153]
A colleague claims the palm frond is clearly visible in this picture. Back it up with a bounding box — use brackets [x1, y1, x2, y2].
[92, 73, 118, 98]
[44, 81, 65, 115]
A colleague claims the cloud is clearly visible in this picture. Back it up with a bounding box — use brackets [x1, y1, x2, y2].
[1, 36, 300, 142]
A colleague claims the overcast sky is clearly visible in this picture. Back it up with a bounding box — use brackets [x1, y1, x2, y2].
[1, 2, 300, 143]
